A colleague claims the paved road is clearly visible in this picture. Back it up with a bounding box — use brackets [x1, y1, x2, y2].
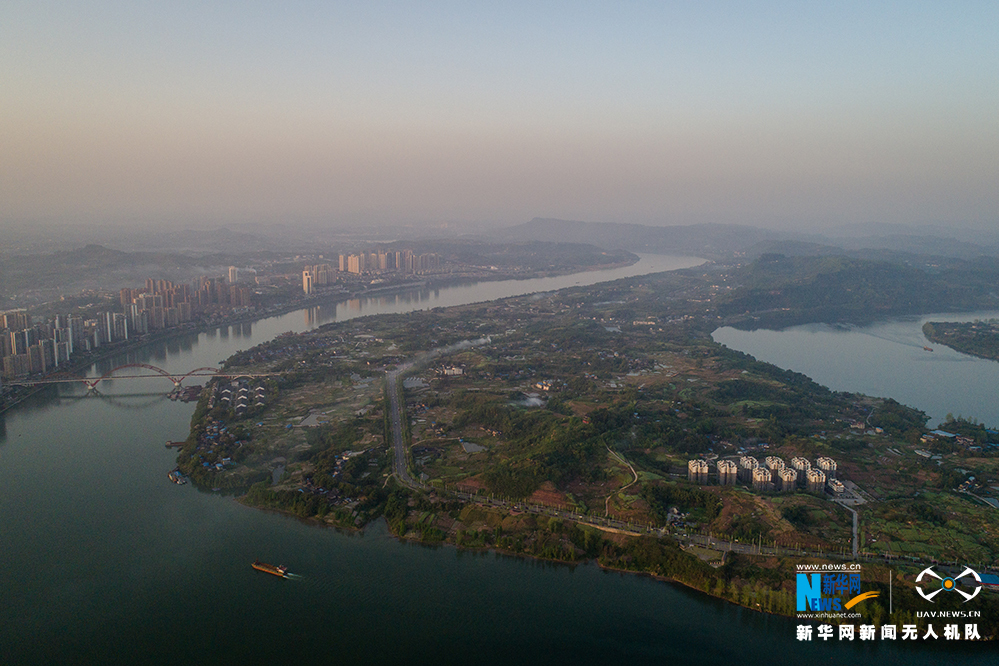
[383, 344, 872, 564]
[386, 363, 421, 489]
[384, 336, 493, 490]
[835, 501, 860, 559]
[604, 446, 638, 515]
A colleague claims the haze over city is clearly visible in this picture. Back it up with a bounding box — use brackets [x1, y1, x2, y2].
[8, 4, 999, 664]
[3, 1, 997, 232]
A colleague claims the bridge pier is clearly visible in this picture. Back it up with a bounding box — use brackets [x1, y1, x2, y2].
[10, 365, 276, 392]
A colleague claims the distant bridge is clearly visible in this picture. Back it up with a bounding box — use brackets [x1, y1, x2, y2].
[8, 363, 282, 391]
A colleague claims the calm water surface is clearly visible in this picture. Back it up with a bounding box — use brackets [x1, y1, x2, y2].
[713, 311, 999, 427]
[1, 258, 992, 664]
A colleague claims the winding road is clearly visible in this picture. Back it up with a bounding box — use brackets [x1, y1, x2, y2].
[383, 341, 870, 565]
[604, 446, 639, 516]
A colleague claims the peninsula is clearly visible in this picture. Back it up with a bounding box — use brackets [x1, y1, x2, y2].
[923, 320, 999, 362]
[177, 254, 999, 635]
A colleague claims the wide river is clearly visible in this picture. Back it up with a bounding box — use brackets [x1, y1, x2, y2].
[0, 256, 991, 664]
[714, 311, 999, 428]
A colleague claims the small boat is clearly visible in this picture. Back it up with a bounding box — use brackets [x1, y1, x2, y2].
[923, 346, 933, 352]
[251, 561, 288, 578]
[167, 468, 187, 485]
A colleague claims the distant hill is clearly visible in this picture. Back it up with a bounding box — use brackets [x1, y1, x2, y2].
[0, 244, 269, 298]
[718, 253, 999, 329]
[492, 218, 784, 259]
[0, 239, 634, 302]
[373, 239, 636, 272]
[736, 240, 985, 266]
[836, 233, 999, 260]
[494, 218, 999, 262]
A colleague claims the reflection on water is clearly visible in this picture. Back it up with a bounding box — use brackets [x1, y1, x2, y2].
[304, 287, 448, 327]
[296, 256, 703, 330]
[90, 392, 172, 411]
[713, 310, 999, 427]
[83, 255, 703, 383]
[1, 257, 995, 665]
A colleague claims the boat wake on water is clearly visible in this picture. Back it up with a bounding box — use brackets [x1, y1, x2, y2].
[842, 325, 936, 351]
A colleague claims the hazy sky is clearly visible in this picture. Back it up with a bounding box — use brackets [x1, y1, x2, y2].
[2, 2, 997, 230]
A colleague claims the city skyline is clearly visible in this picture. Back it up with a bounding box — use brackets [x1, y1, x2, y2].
[2, 2, 997, 232]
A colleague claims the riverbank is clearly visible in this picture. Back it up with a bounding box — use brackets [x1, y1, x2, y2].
[238, 476, 998, 637]
[714, 314, 999, 429]
[923, 321, 999, 362]
[176, 261, 999, 642]
[1, 256, 645, 414]
[236, 480, 758, 614]
[9, 251, 999, 664]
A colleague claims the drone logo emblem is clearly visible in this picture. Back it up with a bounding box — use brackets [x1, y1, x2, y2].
[916, 566, 981, 603]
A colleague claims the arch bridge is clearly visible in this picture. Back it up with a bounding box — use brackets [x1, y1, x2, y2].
[8, 364, 281, 391]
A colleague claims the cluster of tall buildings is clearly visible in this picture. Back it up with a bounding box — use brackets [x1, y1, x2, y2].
[339, 250, 440, 275]
[118, 275, 252, 335]
[1, 270, 254, 380]
[687, 454, 838, 494]
[2, 309, 89, 378]
[302, 263, 336, 295]
[303, 251, 443, 294]
[119, 281, 192, 334]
